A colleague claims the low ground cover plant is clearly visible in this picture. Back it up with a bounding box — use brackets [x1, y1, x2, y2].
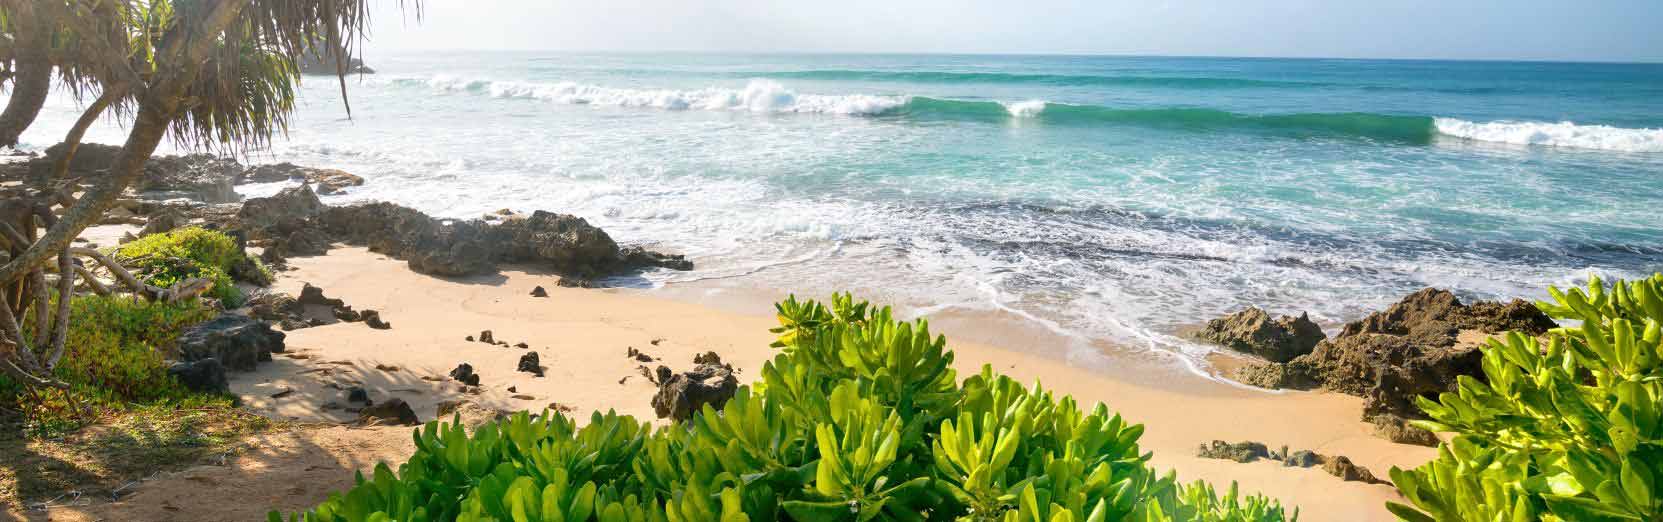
[278, 294, 1294, 522]
[112, 226, 269, 306]
[1390, 274, 1663, 521]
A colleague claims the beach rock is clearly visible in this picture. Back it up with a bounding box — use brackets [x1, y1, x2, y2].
[513, 342, 528, 349]
[346, 386, 371, 405]
[517, 352, 543, 377]
[137, 153, 242, 203]
[358, 397, 419, 426]
[492, 211, 620, 277]
[267, 227, 332, 257]
[1372, 414, 1441, 447]
[618, 246, 694, 271]
[239, 163, 364, 194]
[333, 306, 362, 322]
[298, 283, 344, 307]
[175, 314, 287, 372]
[650, 358, 739, 422]
[450, 363, 480, 386]
[362, 310, 391, 330]
[167, 359, 228, 394]
[1196, 307, 1325, 363]
[1322, 455, 1388, 485]
[530, 286, 548, 297]
[478, 330, 494, 344]
[311, 202, 692, 279]
[1238, 288, 1557, 428]
[1283, 450, 1321, 468]
[1196, 440, 1270, 463]
[1339, 288, 1556, 339]
[138, 209, 186, 238]
[238, 184, 323, 230]
[247, 291, 299, 321]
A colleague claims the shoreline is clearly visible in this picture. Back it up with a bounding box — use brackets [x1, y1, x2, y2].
[44, 245, 1429, 521]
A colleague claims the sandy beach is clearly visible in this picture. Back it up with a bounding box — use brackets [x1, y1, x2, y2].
[30, 246, 1434, 521]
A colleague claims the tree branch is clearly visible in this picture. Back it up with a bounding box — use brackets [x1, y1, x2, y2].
[45, 248, 73, 369]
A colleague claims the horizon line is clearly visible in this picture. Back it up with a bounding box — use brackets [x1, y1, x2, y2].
[358, 47, 1663, 66]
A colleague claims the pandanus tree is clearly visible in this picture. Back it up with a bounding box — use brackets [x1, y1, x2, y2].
[0, 0, 414, 390]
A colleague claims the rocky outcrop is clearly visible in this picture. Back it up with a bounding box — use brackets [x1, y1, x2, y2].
[239, 163, 364, 194]
[650, 352, 739, 422]
[517, 352, 543, 377]
[175, 314, 287, 372]
[36, 143, 240, 203]
[450, 363, 480, 386]
[298, 46, 374, 75]
[1233, 288, 1558, 431]
[358, 398, 418, 426]
[301, 203, 691, 280]
[1197, 440, 1389, 485]
[1195, 307, 1325, 363]
[138, 154, 242, 203]
[238, 185, 324, 230]
[167, 359, 229, 394]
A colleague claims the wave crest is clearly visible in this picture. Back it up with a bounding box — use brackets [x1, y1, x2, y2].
[380, 75, 1662, 151]
[1433, 118, 1663, 153]
[395, 76, 907, 115]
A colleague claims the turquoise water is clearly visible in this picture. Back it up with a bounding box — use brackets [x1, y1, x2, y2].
[20, 52, 1663, 368]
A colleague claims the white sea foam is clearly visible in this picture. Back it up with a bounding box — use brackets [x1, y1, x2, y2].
[1434, 117, 1663, 152]
[1004, 99, 1048, 118]
[394, 76, 909, 116]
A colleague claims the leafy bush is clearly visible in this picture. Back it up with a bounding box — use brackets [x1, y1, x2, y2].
[1389, 274, 1663, 521]
[112, 226, 261, 306]
[277, 294, 1294, 522]
[1, 295, 217, 434]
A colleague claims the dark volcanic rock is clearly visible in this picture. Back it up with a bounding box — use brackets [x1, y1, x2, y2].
[358, 397, 419, 426]
[175, 314, 286, 372]
[530, 286, 548, 297]
[139, 154, 242, 203]
[1196, 307, 1325, 363]
[301, 202, 693, 279]
[650, 356, 739, 422]
[238, 185, 323, 230]
[517, 352, 543, 377]
[168, 359, 228, 394]
[450, 363, 480, 386]
[239, 163, 364, 194]
[362, 310, 392, 330]
[346, 386, 371, 405]
[1323, 455, 1388, 485]
[139, 209, 186, 238]
[478, 330, 494, 344]
[1283, 450, 1321, 468]
[1372, 414, 1441, 447]
[1237, 288, 1558, 431]
[1197, 440, 1269, 463]
[298, 283, 344, 307]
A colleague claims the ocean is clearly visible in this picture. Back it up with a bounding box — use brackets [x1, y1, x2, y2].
[18, 52, 1663, 371]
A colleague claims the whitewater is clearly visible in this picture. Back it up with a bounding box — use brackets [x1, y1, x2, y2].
[13, 52, 1663, 373]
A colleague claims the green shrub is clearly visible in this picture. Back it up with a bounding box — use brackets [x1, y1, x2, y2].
[1388, 274, 1663, 521]
[113, 226, 258, 306]
[0, 295, 217, 434]
[276, 294, 1294, 522]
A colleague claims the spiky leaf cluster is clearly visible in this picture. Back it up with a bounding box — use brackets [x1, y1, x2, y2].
[276, 293, 1295, 522]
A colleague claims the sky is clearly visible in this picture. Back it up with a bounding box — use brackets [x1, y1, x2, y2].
[364, 0, 1663, 62]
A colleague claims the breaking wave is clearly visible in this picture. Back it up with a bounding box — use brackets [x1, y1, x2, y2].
[384, 76, 1663, 151]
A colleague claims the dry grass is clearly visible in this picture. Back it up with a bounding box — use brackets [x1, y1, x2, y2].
[0, 403, 283, 512]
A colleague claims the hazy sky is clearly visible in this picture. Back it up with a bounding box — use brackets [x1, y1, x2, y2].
[366, 1, 1663, 62]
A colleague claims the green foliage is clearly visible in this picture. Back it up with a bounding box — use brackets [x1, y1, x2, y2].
[277, 293, 1295, 522]
[0, 295, 216, 435]
[112, 226, 256, 306]
[1389, 274, 1663, 521]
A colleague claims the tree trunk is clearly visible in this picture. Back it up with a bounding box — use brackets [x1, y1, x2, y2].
[0, 26, 51, 149]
